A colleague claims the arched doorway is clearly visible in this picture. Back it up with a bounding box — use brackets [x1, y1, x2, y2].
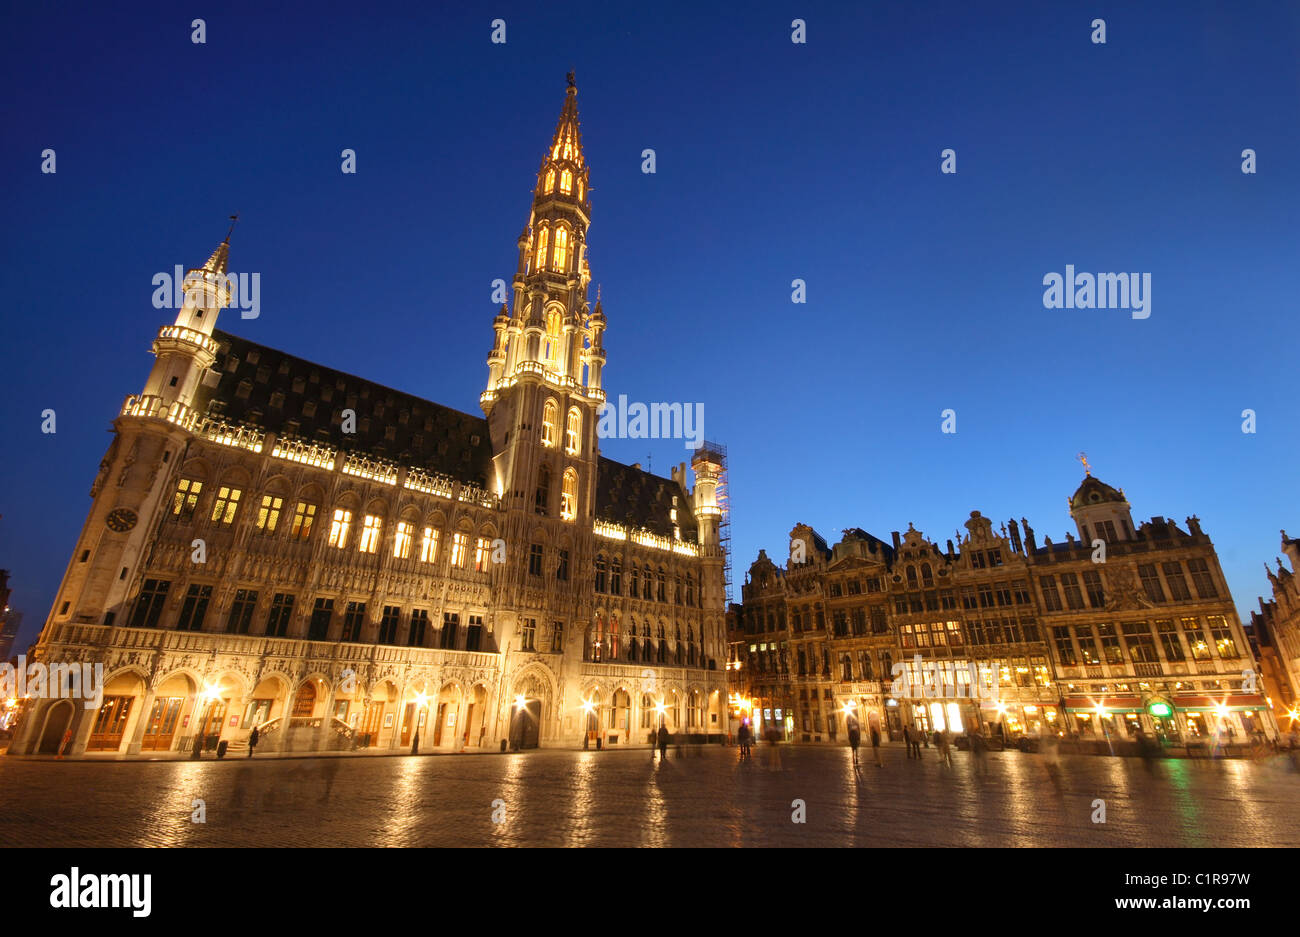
[37, 700, 74, 754]
[434, 683, 462, 748]
[142, 674, 193, 751]
[510, 697, 541, 750]
[463, 684, 488, 748]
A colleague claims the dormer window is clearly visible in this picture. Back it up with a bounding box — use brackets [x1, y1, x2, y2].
[560, 169, 573, 194]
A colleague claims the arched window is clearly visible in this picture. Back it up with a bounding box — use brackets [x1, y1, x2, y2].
[657, 624, 667, 663]
[553, 227, 569, 270]
[565, 408, 581, 455]
[541, 399, 557, 448]
[842, 654, 853, 682]
[533, 226, 549, 270]
[543, 308, 562, 368]
[560, 468, 577, 521]
[595, 554, 607, 592]
[560, 169, 573, 194]
[921, 563, 933, 586]
[641, 693, 654, 729]
[535, 464, 550, 515]
[906, 565, 918, 587]
[607, 614, 619, 658]
[578, 178, 584, 201]
[657, 568, 666, 602]
[544, 169, 555, 193]
[630, 565, 639, 598]
[686, 575, 695, 607]
[643, 565, 653, 600]
[860, 651, 874, 680]
[627, 621, 638, 662]
[610, 557, 622, 595]
[675, 627, 684, 664]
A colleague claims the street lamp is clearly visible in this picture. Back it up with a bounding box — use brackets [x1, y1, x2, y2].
[190, 683, 222, 760]
[581, 697, 595, 750]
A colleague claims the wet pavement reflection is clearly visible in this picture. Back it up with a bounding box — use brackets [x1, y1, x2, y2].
[1, 744, 1297, 847]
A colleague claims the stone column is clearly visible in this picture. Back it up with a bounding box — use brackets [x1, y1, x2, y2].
[124, 689, 156, 755]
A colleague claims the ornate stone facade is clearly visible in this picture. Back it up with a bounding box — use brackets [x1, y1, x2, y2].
[728, 475, 1274, 748]
[13, 77, 729, 758]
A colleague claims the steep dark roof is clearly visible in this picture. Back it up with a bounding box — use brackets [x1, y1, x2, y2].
[595, 455, 697, 542]
[200, 330, 494, 489]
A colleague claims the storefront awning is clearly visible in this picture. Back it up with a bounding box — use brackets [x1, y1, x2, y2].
[1173, 695, 1268, 712]
[1064, 695, 1142, 713]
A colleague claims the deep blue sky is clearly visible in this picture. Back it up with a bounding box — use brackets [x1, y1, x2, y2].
[3, 1, 1297, 652]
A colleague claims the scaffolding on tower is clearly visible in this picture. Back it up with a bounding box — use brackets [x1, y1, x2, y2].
[699, 439, 731, 605]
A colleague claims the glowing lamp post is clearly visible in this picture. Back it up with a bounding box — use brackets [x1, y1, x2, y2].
[190, 683, 222, 760]
[581, 697, 595, 750]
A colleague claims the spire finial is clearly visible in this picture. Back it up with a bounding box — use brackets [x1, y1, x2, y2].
[1077, 451, 1091, 476]
[596, 283, 601, 302]
[567, 69, 576, 89]
[225, 212, 239, 244]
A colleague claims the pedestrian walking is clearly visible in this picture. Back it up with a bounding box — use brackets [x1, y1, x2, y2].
[870, 724, 883, 767]
[936, 728, 952, 767]
[657, 725, 669, 762]
[847, 715, 861, 765]
[737, 722, 750, 760]
[248, 725, 260, 758]
[903, 725, 913, 759]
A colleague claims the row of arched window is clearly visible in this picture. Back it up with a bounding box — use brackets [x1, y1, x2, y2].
[584, 617, 703, 667]
[541, 399, 581, 454]
[534, 464, 578, 522]
[594, 555, 696, 606]
[531, 223, 577, 274]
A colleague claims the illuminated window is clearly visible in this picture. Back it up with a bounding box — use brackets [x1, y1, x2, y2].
[359, 515, 382, 553]
[533, 226, 548, 270]
[394, 521, 413, 559]
[544, 169, 555, 193]
[420, 527, 438, 563]
[256, 495, 282, 533]
[451, 531, 468, 567]
[561, 469, 577, 521]
[562, 141, 572, 160]
[565, 407, 581, 454]
[553, 227, 569, 270]
[328, 509, 352, 548]
[541, 400, 558, 447]
[172, 479, 202, 521]
[290, 502, 316, 541]
[578, 179, 584, 201]
[560, 168, 573, 194]
[210, 486, 242, 525]
[474, 537, 491, 571]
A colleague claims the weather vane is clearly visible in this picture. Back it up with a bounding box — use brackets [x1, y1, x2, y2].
[225, 212, 240, 242]
[1077, 451, 1091, 476]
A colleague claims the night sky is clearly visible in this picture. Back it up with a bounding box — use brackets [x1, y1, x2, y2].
[3, 1, 1297, 651]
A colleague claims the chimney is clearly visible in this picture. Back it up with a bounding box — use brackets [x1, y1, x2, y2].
[891, 531, 901, 549]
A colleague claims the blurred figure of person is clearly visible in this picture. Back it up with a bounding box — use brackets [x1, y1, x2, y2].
[847, 713, 861, 766]
[737, 721, 751, 760]
[248, 724, 259, 758]
[902, 725, 914, 759]
[870, 721, 883, 767]
[657, 724, 669, 762]
[936, 727, 952, 767]
[969, 726, 988, 776]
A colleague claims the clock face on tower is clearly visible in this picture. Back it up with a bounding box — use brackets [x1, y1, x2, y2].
[105, 508, 138, 533]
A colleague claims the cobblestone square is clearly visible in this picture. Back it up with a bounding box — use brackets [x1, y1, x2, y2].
[2, 744, 1296, 848]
